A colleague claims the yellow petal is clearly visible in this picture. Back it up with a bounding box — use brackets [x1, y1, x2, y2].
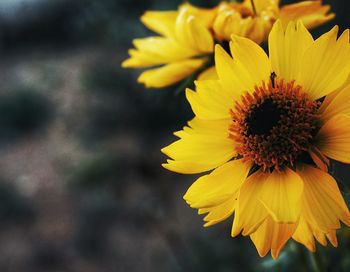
[202, 196, 238, 227]
[244, 17, 271, 45]
[320, 84, 350, 122]
[122, 37, 199, 68]
[133, 37, 198, 61]
[197, 66, 218, 81]
[184, 160, 250, 209]
[179, 2, 217, 29]
[186, 80, 233, 120]
[250, 216, 296, 259]
[229, 34, 271, 87]
[175, 7, 214, 53]
[259, 168, 303, 223]
[138, 58, 206, 88]
[215, 44, 246, 101]
[326, 230, 338, 248]
[215, 36, 270, 101]
[213, 7, 247, 41]
[268, 20, 314, 83]
[297, 164, 350, 233]
[122, 48, 172, 68]
[316, 114, 350, 163]
[140, 11, 177, 37]
[312, 227, 327, 246]
[318, 74, 350, 115]
[231, 170, 269, 237]
[299, 27, 350, 100]
[279, 1, 334, 30]
[213, 5, 270, 44]
[293, 216, 339, 251]
[162, 118, 235, 174]
[187, 16, 214, 53]
[292, 217, 316, 252]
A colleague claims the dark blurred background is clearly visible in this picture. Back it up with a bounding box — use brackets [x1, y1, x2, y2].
[0, 0, 349, 271]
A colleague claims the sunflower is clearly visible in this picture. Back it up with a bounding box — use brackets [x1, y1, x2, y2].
[214, 0, 334, 44]
[161, 20, 350, 259]
[121, 3, 216, 88]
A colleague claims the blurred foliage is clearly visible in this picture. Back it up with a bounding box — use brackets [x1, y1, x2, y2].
[0, 88, 52, 142]
[78, 56, 193, 147]
[74, 189, 120, 258]
[67, 154, 124, 189]
[0, 181, 35, 225]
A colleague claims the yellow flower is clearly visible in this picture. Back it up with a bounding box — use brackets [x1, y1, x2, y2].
[214, 0, 334, 44]
[162, 20, 350, 259]
[122, 3, 216, 88]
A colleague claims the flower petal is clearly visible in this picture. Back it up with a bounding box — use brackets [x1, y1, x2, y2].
[299, 27, 350, 100]
[162, 118, 235, 174]
[292, 217, 316, 252]
[293, 216, 338, 251]
[213, 3, 271, 44]
[318, 74, 350, 116]
[122, 37, 199, 68]
[202, 196, 238, 227]
[312, 227, 327, 246]
[140, 11, 177, 37]
[279, 1, 334, 30]
[213, 7, 243, 41]
[175, 7, 213, 53]
[316, 114, 350, 163]
[179, 3, 217, 29]
[250, 216, 296, 259]
[297, 164, 350, 233]
[320, 84, 350, 122]
[269, 20, 314, 83]
[326, 230, 338, 248]
[184, 160, 250, 209]
[259, 168, 303, 223]
[215, 44, 247, 102]
[229, 34, 271, 87]
[215, 35, 270, 101]
[197, 66, 218, 81]
[231, 170, 269, 237]
[187, 16, 214, 53]
[186, 80, 233, 120]
[138, 58, 206, 88]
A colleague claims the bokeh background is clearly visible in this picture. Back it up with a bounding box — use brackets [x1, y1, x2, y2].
[0, 0, 349, 271]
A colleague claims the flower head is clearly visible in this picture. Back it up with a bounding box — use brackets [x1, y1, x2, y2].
[214, 0, 334, 44]
[162, 20, 350, 259]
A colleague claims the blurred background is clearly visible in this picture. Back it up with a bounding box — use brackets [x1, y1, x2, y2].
[0, 0, 349, 271]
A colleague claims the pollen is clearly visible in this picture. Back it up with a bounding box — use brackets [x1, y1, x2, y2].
[229, 77, 320, 171]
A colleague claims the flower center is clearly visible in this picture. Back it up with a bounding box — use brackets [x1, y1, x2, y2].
[246, 98, 282, 135]
[229, 77, 320, 171]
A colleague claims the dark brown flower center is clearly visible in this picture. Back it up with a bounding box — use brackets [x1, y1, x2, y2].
[246, 98, 282, 135]
[229, 77, 320, 171]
